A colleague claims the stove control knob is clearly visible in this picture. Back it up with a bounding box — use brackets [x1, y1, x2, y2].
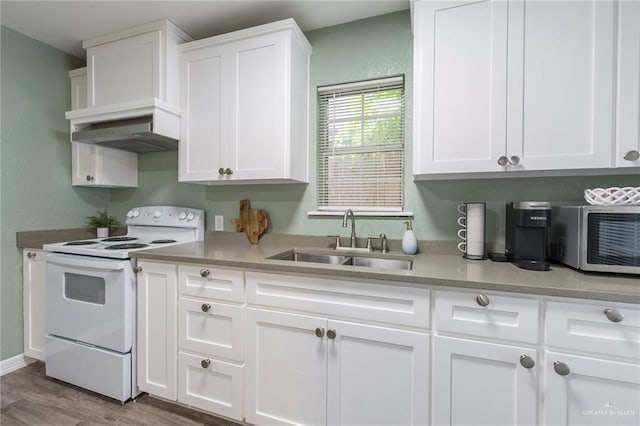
[187, 212, 195, 221]
[178, 211, 187, 220]
[131, 210, 140, 218]
[154, 210, 162, 219]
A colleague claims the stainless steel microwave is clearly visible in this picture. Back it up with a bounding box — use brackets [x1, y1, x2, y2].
[549, 205, 640, 274]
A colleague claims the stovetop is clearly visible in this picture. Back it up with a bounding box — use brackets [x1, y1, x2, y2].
[43, 206, 205, 259]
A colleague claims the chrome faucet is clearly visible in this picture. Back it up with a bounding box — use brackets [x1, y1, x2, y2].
[342, 209, 357, 248]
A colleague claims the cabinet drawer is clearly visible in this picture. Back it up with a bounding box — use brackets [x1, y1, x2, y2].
[179, 297, 243, 362]
[178, 265, 244, 303]
[434, 290, 539, 344]
[546, 301, 640, 359]
[246, 272, 430, 329]
[178, 352, 243, 421]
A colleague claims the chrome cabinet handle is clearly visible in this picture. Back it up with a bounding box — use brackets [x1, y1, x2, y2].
[201, 303, 211, 313]
[553, 361, 570, 376]
[476, 294, 490, 307]
[26, 252, 36, 259]
[327, 329, 337, 340]
[133, 266, 142, 273]
[201, 359, 211, 368]
[624, 150, 640, 161]
[200, 269, 210, 278]
[225, 168, 233, 175]
[604, 308, 624, 323]
[497, 156, 520, 166]
[315, 327, 325, 338]
[218, 168, 225, 175]
[519, 354, 535, 369]
[86, 175, 94, 181]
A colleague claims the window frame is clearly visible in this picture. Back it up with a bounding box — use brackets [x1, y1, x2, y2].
[314, 75, 407, 216]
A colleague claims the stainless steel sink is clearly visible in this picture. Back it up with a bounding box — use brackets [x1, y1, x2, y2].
[270, 250, 351, 265]
[268, 249, 413, 271]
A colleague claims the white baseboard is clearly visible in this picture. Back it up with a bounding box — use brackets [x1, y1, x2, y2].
[0, 353, 36, 376]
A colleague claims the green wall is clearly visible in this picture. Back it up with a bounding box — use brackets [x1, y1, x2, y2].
[110, 10, 638, 241]
[0, 26, 108, 360]
[1, 11, 638, 361]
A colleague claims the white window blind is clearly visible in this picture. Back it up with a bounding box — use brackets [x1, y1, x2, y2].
[317, 76, 405, 212]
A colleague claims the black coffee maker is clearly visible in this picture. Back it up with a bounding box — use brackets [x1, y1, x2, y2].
[505, 202, 552, 271]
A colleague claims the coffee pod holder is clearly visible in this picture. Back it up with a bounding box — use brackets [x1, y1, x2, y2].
[457, 202, 486, 260]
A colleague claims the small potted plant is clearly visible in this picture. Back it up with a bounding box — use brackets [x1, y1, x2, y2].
[86, 210, 119, 238]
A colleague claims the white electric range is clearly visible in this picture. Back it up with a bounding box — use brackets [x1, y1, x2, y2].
[42, 206, 204, 403]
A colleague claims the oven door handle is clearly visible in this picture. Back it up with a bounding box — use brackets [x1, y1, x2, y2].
[45, 253, 129, 271]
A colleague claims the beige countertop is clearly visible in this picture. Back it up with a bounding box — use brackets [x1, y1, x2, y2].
[133, 232, 640, 304]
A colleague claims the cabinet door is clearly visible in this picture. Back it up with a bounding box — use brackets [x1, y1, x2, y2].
[69, 68, 87, 110]
[178, 297, 243, 362]
[226, 32, 287, 180]
[433, 335, 538, 426]
[326, 320, 429, 426]
[71, 142, 137, 187]
[616, 0, 640, 168]
[87, 30, 160, 107]
[178, 45, 229, 181]
[413, 0, 508, 175]
[245, 308, 327, 426]
[544, 351, 640, 426]
[178, 352, 243, 421]
[23, 249, 46, 361]
[137, 261, 178, 400]
[506, 0, 615, 171]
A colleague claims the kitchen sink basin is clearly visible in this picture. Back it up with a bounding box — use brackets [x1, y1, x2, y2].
[268, 249, 413, 271]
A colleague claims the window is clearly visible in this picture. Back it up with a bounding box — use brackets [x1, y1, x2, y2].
[317, 76, 405, 213]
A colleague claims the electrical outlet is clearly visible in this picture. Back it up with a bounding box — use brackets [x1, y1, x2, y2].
[214, 215, 224, 231]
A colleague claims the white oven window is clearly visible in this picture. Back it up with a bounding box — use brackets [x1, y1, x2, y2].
[64, 273, 106, 305]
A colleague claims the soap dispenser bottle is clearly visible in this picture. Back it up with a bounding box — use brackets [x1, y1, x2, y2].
[402, 221, 418, 255]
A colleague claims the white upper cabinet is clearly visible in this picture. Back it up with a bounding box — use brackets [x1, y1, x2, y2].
[413, 0, 631, 178]
[83, 20, 192, 109]
[178, 19, 311, 184]
[413, 0, 508, 174]
[505, 0, 615, 172]
[69, 68, 137, 187]
[616, 0, 640, 167]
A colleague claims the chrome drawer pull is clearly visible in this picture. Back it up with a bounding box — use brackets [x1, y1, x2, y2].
[553, 361, 570, 376]
[315, 327, 325, 338]
[604, 308, 624, 323]
[201, 303, 211, 313]
[327, 329, 337, 340]
[519, 354, 535, 369]
[476, 294, 490, 307]
[201, 359, 211, 368]
[200, 269, 210, 278]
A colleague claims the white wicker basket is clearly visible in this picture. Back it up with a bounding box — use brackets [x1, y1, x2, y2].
[584, 187, 640, 205]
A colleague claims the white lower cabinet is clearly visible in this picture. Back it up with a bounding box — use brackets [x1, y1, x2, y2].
[177, 265, 245, 421]
[246, 308, 328, 426]
[246, 308, 429, 426]
[245, 271, 430, 426]
[23, 249, 46, 360]
[543, 300, 640, 426]
[136, 260, 178, 400]
[544, 351, 640, 426]
[433, 289, 540, 426]
[178, 351, 244, 420]
[433, 335, 538, 426]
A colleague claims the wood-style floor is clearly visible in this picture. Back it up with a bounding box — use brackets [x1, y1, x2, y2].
[1, 362, 241, 425]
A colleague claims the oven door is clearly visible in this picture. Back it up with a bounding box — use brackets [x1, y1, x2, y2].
[45, 253, 135, 353]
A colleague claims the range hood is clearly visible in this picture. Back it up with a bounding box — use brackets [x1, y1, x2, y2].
[72, 116, 177, 153]
[66, 98, 181, 153]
